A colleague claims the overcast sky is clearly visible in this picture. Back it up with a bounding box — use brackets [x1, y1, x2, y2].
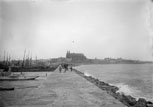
[0, 0, 153, 61]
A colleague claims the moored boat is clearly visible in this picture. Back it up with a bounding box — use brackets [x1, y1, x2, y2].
[0, 87, 15, 91]
[0, 76, 39, 81]
[0, 67, 39, 81]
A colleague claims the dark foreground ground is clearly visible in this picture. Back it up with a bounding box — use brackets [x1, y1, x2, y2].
[0, 69, 126, 107]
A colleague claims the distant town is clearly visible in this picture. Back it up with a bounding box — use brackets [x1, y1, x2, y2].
[63, 51, 153, 64]
[0, 51, 152, 72]
[1, 51, 153, 66]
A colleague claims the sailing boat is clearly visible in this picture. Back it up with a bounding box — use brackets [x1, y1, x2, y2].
[0, 66, 39, 81]
[0, 50, 39, 81]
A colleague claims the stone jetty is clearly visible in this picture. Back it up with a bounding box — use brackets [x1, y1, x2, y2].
[0, 68, 126, 107]
[73, 69, 153, 107]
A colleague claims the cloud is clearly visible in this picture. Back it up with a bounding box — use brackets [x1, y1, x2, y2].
[0, 0, 152, 60]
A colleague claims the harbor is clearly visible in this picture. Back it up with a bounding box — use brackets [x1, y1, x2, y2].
[0, 68, 126, 107]
[0, 0, 153, 107]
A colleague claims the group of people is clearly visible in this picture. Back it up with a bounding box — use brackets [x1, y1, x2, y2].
[58, 63, 73, 73]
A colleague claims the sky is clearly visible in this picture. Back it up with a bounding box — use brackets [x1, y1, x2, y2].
[0, 0, 153, 61]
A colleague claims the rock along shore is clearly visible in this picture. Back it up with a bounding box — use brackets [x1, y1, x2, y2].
[73, 69, 153, 107]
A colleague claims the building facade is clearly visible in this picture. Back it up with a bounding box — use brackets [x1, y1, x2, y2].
[66, 51, 87, 62]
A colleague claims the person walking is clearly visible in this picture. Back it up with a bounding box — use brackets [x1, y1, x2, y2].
[58, 64, 62, 73]
[62, 63, 68, 73]
[70, 65, 73, 72]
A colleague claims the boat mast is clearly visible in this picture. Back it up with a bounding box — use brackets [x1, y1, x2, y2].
[30, 52, 32, 67]
[22, 50, 26, 68]
[6, 52, 8, 66]
[3, 50, 5, 64]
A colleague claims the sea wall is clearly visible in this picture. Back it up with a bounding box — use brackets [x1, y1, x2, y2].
[73, 69, 153, 107]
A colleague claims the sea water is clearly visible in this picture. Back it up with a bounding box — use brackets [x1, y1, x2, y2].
[0, 72, 51, 89]
[75, 64, 153, 101]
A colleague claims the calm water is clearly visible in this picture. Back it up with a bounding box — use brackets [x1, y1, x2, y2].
[0, 72, 51, 89]
[0, 72, 52, 106]
[75, 64, 153, 101]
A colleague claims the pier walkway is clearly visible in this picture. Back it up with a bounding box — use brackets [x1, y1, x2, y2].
[0, 69, 127, 107]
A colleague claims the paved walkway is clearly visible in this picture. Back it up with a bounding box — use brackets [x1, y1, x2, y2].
[1, 69, 127, 107]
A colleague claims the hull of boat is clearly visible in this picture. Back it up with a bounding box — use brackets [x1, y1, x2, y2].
[0, 76, 39, 81]
[0, 87, 14, 91]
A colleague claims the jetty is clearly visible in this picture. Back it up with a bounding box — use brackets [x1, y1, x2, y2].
[0, 69, 126, 107]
